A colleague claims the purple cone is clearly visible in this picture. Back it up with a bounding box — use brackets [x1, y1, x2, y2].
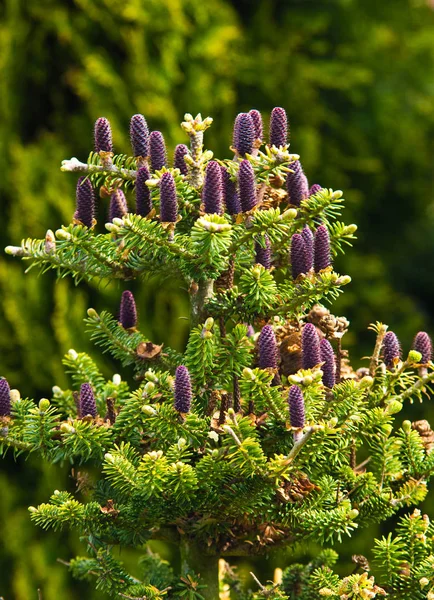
[174, 365, 192, 414]
[221, 166, 241, 215]
[149, 131, 167, 171]
[94, 117, 113, 153]
[301, 226, 314, 271]
[0, 378, 11, 417]
[203, 161, 224, 215]
[75, 176, 95, 228]
[238, 160, 257, 212]
[288, 385, 305, 429]
[309, 184, 322, 196]
[135, 165, 152, 216]
[159, 172, 178, 222]
[302, 323, 321, 370]
[383, 331, 401, 368]
[314, 225, 332, 272]
[258, 325, 278, 369]
[109, 190, 128, 222]
[255, 235, 272, 269]
[269, 107, 288, 148]
[233, 113, 255, 156]
[119, 290, 137, 329]
[80, 383, 97, 418]
[249, 109, 263, 141]
[291, 234, 307, 279]
[320, 338, 336, 388]
[246, 324, 255, 338]
[413, 332, 432, 364]
[130, 114, 149, 157]
[174, 144, 189, 175]
[286, 160, 309, 207]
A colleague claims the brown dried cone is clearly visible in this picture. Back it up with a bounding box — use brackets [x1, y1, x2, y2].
[412, 420, 434, 454]
[274, 320, 302, 377]
[215, 258, 235, 292]
[218, 393, 229, 426]
[307, 304, 330, 327]
[104, 397, 117, 424]
[276, 473, 320, 503]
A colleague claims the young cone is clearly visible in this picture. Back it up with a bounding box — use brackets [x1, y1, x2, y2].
[202, 161, 224, 215]
[288, 385, 305, 429]
[255, 235, 272, 269]
[320, 338, 336, 388]
[135, 166, 152, 217]
[119, 291, 137, 329]
[174, 366, 192, 414]
[130, 114, 149, 158]
[249, 109, 263, 142]
[159, 172, 178, 223]
[258, 325, 278, 369]
[383, 331, 401, 369]
[174, 144, 189, 176]
[269, 107, 288, 148]
[286, 160, 309, 207]
[0, 378, 11, 417]
[309, 184, 322, 196]
[109, 191, 127, 222]
[413, 332, 432, 364]
[79, 383, 97, 418]
[290, 234, 307, 279]
[314, 225, 332, 272]
[74, 176, 95, 228]
[221, 166, 241, 215]
[302, 323, 321, 370]
[301, 226, 314, 271]
[233, 113, 255, 156]
[94, 117, 113, 153]
[149, 131, 167, 171]
[238, 160, 257, 212]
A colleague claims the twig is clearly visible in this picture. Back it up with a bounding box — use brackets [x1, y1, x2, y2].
[369, 324, 388, 376]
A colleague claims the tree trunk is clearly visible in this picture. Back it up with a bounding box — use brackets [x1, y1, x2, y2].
[180, 537, 220, 599]
[190, 278, 214, 327]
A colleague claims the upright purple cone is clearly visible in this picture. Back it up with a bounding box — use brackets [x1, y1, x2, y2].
[130, 114, 149, 157]
[269, 107, 288, 148]
[238, 160, 257, 212]
[301, 226, 314, 271]
[286, 160, 309, 207]
[75, 176, 95, 228]
[255, 235, 272, 269]
[383, 331, 401, 369]
[413, 332, 432, 364]
[233, 113, 255, 156]
[149, 131, 167, 171]
[159, 172, 178, 223]
[258, 325, 278, 369]
[202, 161, 224, 215]
[94, 117, 113, 153]
[174, 144, 189, 175]
[174, 365, 192, 414]
[290, 234, 307, 279]
[288, 385, 305, 429]
[135, 165, 152, 216]
[302, 323, 321, 370]
[320, 338, 336, 388]
[80, 383, 97, 418]
[221, 166, 241, 215]
[0, 378, 11, 417]
[309, 184, 322, 196]
[249, 109, 263, 142]
[119, 291, 137, 329]
[109, 190, 128, 222]
[314, 225, 332, 272]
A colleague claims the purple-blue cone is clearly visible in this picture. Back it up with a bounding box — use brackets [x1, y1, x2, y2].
[174, 365, 192, 414]
[246, 324, 255, 338]
[320, 338, 336, 388]
[94, 117, 113, 153]
[314, 225, 332, 272]
[269, 107, 288, 148]
[258, 325, 278, 369]
[413, 331, 432, 364]
[383, 331, 401, 368]
[174, 144, 189, 175]
[135, 165, 152, 216]
[75, 176, 95, 228]
[80, 383, 97, 418]
[0, 378, 11, 417]
[221, 166, 241, 215]
[302, 323, 321, 370]
[109, 190, 128, 222]
[203, 161, 224, 215]
[233, 113, 255, 156]
[255, 235, 272, 269]
[290, 234, 307, 279]
[249, 109, 263, 141]
[238, 160, 257, 212]
[150, 131, 167, 171]
[301, 226, 314, 271]
[159, 172, 178, 223]
[309, 184, 322, 196]
[130, 114, 149, 157]
[119, 290, 137, 329]
[286, 160, 309, 207]
[288, 385, 305, 429]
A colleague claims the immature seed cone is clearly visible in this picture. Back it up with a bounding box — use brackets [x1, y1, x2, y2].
[109, 190, 128, 222]
[203, 161, 224, 215]
[246, 324, 255, 338]
[80, 383, 97, 418]
[302, 323, 321, 370]
[288, 385, 305, 429]
[233, 113, 255, 156]
[249, 109, 263, 142]
[135, 165, 152, 216]
[255, 235, 272, 269]
[119, 290, 137, 329]
[221, 166, 241, 215]
[130, 114, 149, 157]
[149, 131, 167, 171]
[238, 160, 257, 212]
[314, 225, 332, 272]
[320, 338, 336, 388]
[174, 365, 192, 414]
[286, 160, 309, 207]
[75, 176, 95, 228]
[269, 107, 288, 148]
[290, 234, 307, 279]
[301, 226, 314, 271]
[0, 378, 11, 417]
[174, 144, 189, 176]
[309, 184, 322, 196]
[159, 172, 178, 222]
[413, 332, 432, 364]
[94, 117, 113, 153]
[383, 331, 401, 368]
[258, 325, 278, 369]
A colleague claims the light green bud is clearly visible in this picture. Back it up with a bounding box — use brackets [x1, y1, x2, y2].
[112, 374, 121, 386]
[60, 422, 75, 434]
[348, 509, 359, 520]
[332, 190, 343, 199]
[145, 370, 159, 383]
[408, 350, 422, 363]
[143, 382, 155, 396]
[105, 222, 119, 233]
[10, 389, 21, 402]
[337, 275, 352, 285]
[359, 376, 374, 389]
[104, 453, 114, 462]
[68, 349, 78, 360]
[204, 317, 214, 331]
[402, 420, 412, 433]
[344, 224, 358, 234]
[303, 375, 313, 385]
[28, 506, 38, 513]
[208, 431, 219, 442]
[328, 417, 338, 428]
[202, 330, 213, 340]
[288, 374, 303, 385]
[242, 368, 256, 381]
[385, 400, 403, 415]
[313, 370, 323, 382]
[280, 208, 297, 221]
[178, 438, 186, 448]
[39, 398, 50, 412]
[142, 405, 157, 416]
[420, 578, 430, 589]
[112, 217, 124, 227]
[52, 386, 62, 396]
[383, 424, 393, 437]
[55, 229, 71, 240]
[87, 308, 99, 319]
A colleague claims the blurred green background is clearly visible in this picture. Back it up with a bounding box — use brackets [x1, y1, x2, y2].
[1, 0, 434, 597]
